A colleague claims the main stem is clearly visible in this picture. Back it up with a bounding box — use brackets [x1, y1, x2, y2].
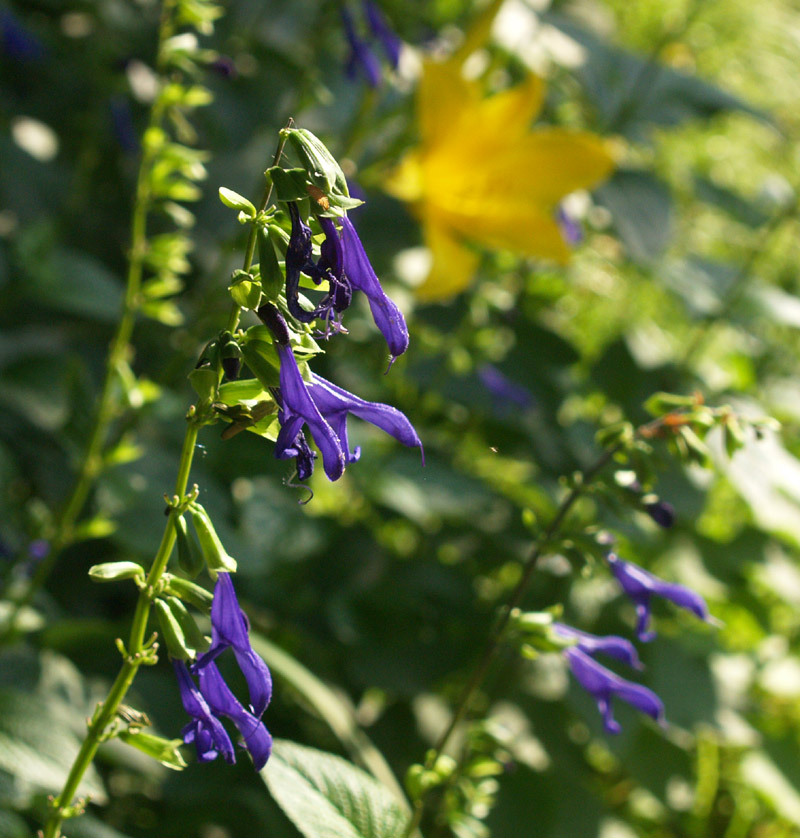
[41, 419, 200, 838]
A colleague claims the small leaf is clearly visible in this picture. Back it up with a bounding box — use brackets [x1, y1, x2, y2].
[262, 740, 409, 838]
[118, 730, 187, 771]
[218, 187, 256, 217]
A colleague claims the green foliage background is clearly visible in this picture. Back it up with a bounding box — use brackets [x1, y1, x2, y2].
[2, 0, 800, 836]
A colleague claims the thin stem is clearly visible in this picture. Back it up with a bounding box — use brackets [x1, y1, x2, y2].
[41, 418, 201, 838]
[403, 415, 672, 836]
[1, 2, 177, 643]
[223, 120, 293, 335]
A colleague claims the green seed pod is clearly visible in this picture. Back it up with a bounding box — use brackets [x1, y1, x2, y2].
[284, 127, 349, 197]
[188, 503, 237, 574]
[154, 598, 193, 660]
[163, 575, 213, 611]
[88, 561, 146, 585]
[173, 514, 204, 578]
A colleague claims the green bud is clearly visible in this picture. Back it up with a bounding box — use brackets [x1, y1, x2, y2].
[173, 514, 205, 578]
[258, 225, 284, 301]
[154, 598, 194, 660]
[163, 575, 213, 611]
[218, 186, 256, 218]
[220, 340, 243, 382]
[228, 270, 262, 311]
[240, 339, 280, 389]
[118, 730, 188, 771]
[283, 128, 348, 197]
[188, 503, 237, 574]
[88, 561, 146, 585]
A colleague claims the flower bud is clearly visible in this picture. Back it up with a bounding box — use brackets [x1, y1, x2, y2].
[188, 503, 237, 574]
[257, 225, 284, 301]
[154, 597, 194, 660]
[173, 514, 205, 578]
[88, 561, 146, 584]
[163, 575, 213, 611]
[220, 339, 243, 382]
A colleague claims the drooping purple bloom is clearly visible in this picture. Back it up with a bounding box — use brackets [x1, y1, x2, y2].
[363, 0, 401, 68]
[176, 573, 273, 770]
[193, 572, 273, 717]
[274, 343, 347, 481]
[553, 623, 642, 670]
[307, 373, 423, 465]
[174, 660, 235, 765]
[607, 552, 713, 642]
[341, 4, 382, 87]
[285, 204, 351, 328]
[196, 661, 272, 770]
[564, 647, 665, 734]
[340, 216, 409, 361]
[477, 364, 534, 412]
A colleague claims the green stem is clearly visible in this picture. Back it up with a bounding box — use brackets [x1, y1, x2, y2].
[41, 419, 200, 838]
[403, 414, 673, 836]
[0, 4, 177, 643]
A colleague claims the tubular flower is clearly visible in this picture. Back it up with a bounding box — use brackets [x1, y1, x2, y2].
[176, 573, 273, 770]
[553, 623, 642, 670]
[384, 60, 615, 300]
[341, 4, 382, 87]
[564, 647, 665, 735]
[273, 341, 421, 481]
[607, 553, 714, 642]
[307, 373, 423, 465]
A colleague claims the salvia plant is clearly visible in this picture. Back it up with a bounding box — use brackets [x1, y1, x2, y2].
[2, 0, 800, 837]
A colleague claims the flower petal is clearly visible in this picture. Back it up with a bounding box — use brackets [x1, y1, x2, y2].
[276, 344, 346, 480]
[340, 217, 409, 359]
[553, 623, 642, 670]
[416, 220, 481, 301]
[173, 660, 235, 764]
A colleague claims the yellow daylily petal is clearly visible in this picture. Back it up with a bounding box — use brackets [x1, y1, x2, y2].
[418, 60, 478, 148]
[474, 75, 545, 138]
[416, 220, 482, 301]
[384, 149, 425, 203]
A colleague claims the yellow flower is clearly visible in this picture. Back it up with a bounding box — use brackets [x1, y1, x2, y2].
[384, 60, 615, 300]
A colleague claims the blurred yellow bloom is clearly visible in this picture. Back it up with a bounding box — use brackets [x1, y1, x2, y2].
[385, 60, 615, 300]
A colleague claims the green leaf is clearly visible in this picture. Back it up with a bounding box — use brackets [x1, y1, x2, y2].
[218, 187, 256, 217]
[595, 169, 673, 264]
[117, 731, 187, 771]
[262, 740, 409, 838]
[267, 166, 311, 202]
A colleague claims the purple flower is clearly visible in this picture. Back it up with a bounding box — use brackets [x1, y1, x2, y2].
[196, 661, 272, 770]
[274, 343, 422, 481]
[477, 364, 534, 411]
[564, 647, 665, 734]
[275, 343, 347, 481]
[341, 5, 382, 87]
[553, 623, 642, 670]
[607, 552, 713, 642]
[307, 373, 423, 465]
[193, 572, 273, 717]
[363, 1, 401, 68]
[285, 204, 351, 329]
[556, 204, 583, 246]
[176, 573, 273, 770]
[340, 216, 409, 362]
[174, 660, 235, 765]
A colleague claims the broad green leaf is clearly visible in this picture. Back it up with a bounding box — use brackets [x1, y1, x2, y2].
[595, 170, 673, 264]
[250, 634, 407, 805]
[262, 740, 409, 838]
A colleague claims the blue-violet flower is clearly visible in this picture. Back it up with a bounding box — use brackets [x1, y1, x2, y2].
[607, 552, 713, 642]
[564, 646, 665, 734]
[553, 623, 642, 670]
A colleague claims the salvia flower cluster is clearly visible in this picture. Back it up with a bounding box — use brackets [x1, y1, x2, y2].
[206, 126, 422, 486]
[546, 553, 716, 734]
